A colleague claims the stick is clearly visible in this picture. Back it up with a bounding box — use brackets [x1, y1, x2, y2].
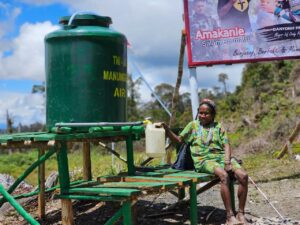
[248, 176, 285, 220]
[277, 121, 300, 159]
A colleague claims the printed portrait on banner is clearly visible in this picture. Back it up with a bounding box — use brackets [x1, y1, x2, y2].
[184, 0, 300, 66]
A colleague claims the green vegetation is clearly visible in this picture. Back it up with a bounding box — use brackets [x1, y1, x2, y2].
[0, 146, 166, 186]
[1, 60, 299, 185]
[243, 149, 300, 182]
[0, 143, 298, 186]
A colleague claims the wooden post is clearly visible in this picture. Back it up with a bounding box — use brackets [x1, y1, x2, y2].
[82, 142, 92, 180]
[277, 121, 300, 159]
[38, 148, 46, 220]
[61, 199, 74, 225]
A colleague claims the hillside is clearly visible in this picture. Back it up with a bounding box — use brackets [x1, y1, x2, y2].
[136, 60, 300, 157]
[216, 60, 300, 156]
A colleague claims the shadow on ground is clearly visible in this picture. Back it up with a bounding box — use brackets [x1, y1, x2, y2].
[37, 200, 228, 225]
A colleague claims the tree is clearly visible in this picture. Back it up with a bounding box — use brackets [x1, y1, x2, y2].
[32, 83, 45, 94]
[152, 83, 174, 110]
[218, 73, 228, 94]
[6, 110, 13, 134]
[127, 75, 142, 121]
[212, 86, 221, 97]
[169, 31, 186, 128]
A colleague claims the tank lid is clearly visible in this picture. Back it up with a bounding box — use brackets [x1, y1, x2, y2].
[59, 14, 112, 27]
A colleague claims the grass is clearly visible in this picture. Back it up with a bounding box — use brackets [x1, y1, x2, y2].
[242, 143, 300, 182]
[0, 143, 299, 186]
[0, 146, 167, 186]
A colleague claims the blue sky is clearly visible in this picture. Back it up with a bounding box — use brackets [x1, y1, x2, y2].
[0, 0, 244, 129]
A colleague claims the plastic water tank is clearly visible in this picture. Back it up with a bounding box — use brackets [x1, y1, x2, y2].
[44, 13, 127, 131]
[145, 123, 166, 158]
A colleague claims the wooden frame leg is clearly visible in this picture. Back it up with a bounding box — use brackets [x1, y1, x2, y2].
[189, 182, 198, 225]
[38, 148, 46, 220]
[122, 201, 133, 225]
[83, 142, 92, 180]
[61, 199, 74, 225]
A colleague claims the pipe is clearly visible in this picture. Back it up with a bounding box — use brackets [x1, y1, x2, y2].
[55, 121, 144, 127]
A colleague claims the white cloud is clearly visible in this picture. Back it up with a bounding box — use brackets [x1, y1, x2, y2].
[58, 0, 244, 99]
[0, 4, 21, 37]
[0, 21, 59, 80]
[0, 4, 21, 53]
[0, 92, 45, 126]
[0, 0, 245, 125]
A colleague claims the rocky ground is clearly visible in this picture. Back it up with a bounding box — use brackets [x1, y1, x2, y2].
[0, 178, 299, 225]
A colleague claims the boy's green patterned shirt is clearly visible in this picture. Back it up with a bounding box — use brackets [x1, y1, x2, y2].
[179, 120, 229, 170]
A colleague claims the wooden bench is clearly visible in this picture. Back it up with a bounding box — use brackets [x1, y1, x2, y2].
[0, 126, 235, 225]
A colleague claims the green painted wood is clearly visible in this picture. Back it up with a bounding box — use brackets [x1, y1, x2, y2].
[68, 187, 140, 196]
[189, 182, 198, 225]
[155, 168, 183, 173]
[0, 126, 144, 143]
[165, 172, 213, 182]
[104, 207, 124, 225]
[69, 180, 99, 188]
[56, 194, 128, 202]
[126, 135, 135, 176]
[122, 201, 133, 225]
[13, 180, 88, 200]
[0, 184, 40, 225]
[135, 171, 166, 177]
[56, 142, 70, 193]
[96, 181, 178, 189]
[125, 176, 191, 185]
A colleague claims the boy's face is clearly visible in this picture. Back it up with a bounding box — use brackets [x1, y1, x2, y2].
[198, 104, 214, 125]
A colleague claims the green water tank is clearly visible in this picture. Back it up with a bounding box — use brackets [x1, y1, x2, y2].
[45, 13, 127, 130]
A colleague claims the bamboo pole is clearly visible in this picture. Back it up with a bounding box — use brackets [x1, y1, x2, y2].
[38, 148, 46, 219]
[277, 121, 300, 159]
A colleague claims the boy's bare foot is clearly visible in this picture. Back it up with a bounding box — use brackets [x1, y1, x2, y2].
[226, 214, 243, 225]
[236, 211, 250, 225]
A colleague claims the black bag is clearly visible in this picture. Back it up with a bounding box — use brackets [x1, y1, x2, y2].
[171, 143, 195, 170]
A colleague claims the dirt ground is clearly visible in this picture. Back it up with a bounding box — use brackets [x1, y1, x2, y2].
[0, 178, 299, 225]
